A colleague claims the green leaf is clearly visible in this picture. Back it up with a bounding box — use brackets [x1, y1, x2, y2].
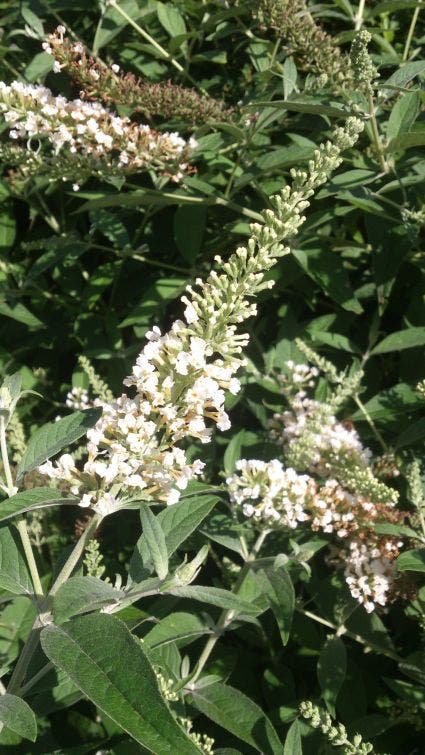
[388, 129, 425, 152]
[173, 205, 206, 264]
[253, 97, 347, 117]
[318, 636, 347, 715]
[167, 585, 262, 614]
[257, 567, 295, 645]
[90, 209, 130, 248]
[131, 495, 218, 582]
[292, 246, 362, 314]
[16, 407, 102, 480]
[283, 720, 302, 755]
[371, 327, 425, 355]
[386, 91, 420, 142]
[143, 611, 209, 650]
[374, 522, 418, 539]
[397, 549, 425, 573]
[1, 371, 22, 416]
[396, 417, 425, 448]
[159, 494, 219, 555]
[119, 277, 186, 330]
[140, 506, 169, 580]
[256, 146, 313, 172]
[224, 430, 246, 475]
[0, 487, 78, 523]
[283, 58, 297, 100]
[191, 682, 283, 754]
[0, 299, 43, 329]
[157, 1, 187, 37]
[0, 524, 33, 595]
[93, 0, 140, 52]
[381, 60, 425, 96]
[0, 203, 15, 252]
[0, 694, 37, 742]
[201, 513, 247, 557]
[53, 577, 125, 623]
[24, 52, 54, 82]
[21, 6, 44, 35]
[311, 331, 360, 353]
[40, 614, 202, 753]
[368, 1, 424, 16]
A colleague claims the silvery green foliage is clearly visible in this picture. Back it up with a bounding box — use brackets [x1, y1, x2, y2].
[0, 1, 424, 752]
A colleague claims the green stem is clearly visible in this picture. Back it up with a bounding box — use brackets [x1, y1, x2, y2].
[16, 519, 44, 597]
[19, 662, 53, 696]
[7, 628, 41, 695]
[368, 93, 389, 174]
[108, 0, 207, 95]
[191, 529, 269, 683]
[49, 513, 103, 596]
[89, 243, 191, 275]
[33, 192, 61, 234]
[0, 418, 44, 597]
[354, 0, 366, 30]
[403, 4, 422, 62]
[298, 607, 402, 662]
[354, 394, 388, 452]
[7, 512, 102, 695]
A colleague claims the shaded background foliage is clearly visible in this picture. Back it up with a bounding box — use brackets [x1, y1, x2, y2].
[0, 0, 424, 753]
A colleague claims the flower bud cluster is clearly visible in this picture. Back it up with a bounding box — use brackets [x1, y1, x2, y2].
[44, 26, 232, 125]
[256, 0, 351, 85]
[38, 119, 363, 516]
[350, 30, 378, 94]
[299, 701, 375, 754]
[0, 79, 195, 184]
[179, 718, 215, 755]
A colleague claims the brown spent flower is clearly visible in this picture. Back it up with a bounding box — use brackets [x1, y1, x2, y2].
[44, 27, 234, 126]
[255, 0, 352, 85]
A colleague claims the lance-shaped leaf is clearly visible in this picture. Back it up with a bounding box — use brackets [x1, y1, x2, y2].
[0, 487, 78, 523]
[160, 494, 219, 555]
[191, 682, 283, 754]
[17, 407, 102, 480]
[52, 576, 125, 623]
[131, 494, 218, 582]
[283, 720, 302, 755]
[143, 612, 211, 651]
[256, 566, 295, 645]
[140, 506, 168, 580]
[0, 694, 37, 741]
[40, 614, 202, 753]
[167, 584, 262, 614]
[397, 548, 425, 573]
[0, 524, 33, 595]
[318, 636, 347, 716]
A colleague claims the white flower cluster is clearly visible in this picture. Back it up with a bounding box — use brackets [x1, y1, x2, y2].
[0, 80, 194, 178]
[272, 390, 372, 473]
[309, 479, 357, 538]
[227, 459, 313, 527]
[65, 386, 90, 410]
[38, 118, 363, 516]
[344, 539, 400, 613]
[124, 322, 242, 444]
[227, 458, 404, 612]
[39, 392, 205, 514]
